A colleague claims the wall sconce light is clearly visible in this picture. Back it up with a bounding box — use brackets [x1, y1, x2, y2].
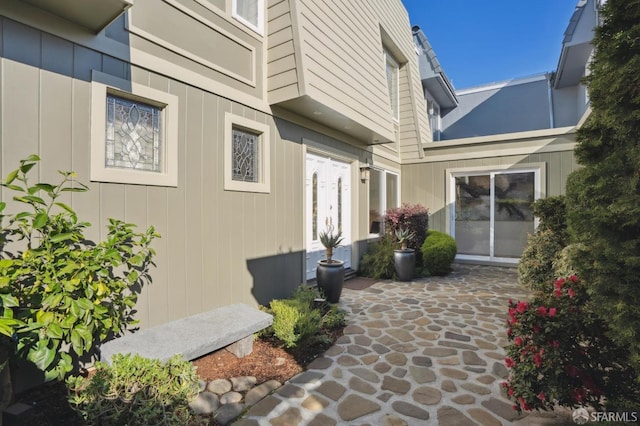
[360, 160, 371, 183]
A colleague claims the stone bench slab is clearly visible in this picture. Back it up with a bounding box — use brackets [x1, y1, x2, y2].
[100, 303, 273, 364]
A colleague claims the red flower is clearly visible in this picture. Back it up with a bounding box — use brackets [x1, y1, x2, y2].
[548, 307, 557, 317]
[550, 340, 560, 348]
[568, 288, 576, 298]
[537, 306, 548, 316]
[571, 388, 585, 403]
[537, 392, 546, 401]
[569, 274, 579, 283]
[533, 325, 542, 334]
[505, 357, 516, 368]
[507, 327, 513, 337]
[555, 277, 566, 289]
[508, 387, 515, 397]
[508, 298, 513, 305]
[514, 336, 523, 346]
[533, 352, 543, 368]
[516, 301, 530, 313]
[554, 289, 562, 297]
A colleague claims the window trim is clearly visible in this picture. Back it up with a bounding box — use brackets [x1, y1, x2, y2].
[368, 167, 400, 237]
[224, 112, 271, 193]
[384, 49, 400, 122]
[90, 80, 179, 187]
[231, 0, 264, 35]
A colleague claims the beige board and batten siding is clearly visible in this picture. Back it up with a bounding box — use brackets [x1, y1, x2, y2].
[0, 17, 304, 330]
[401, 131, 580, 233]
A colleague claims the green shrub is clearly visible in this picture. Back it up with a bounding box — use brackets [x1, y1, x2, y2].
[0, 156, 158, 381]
[263, 286, 344, 349]
[532, 196, 568, 238]
[505, 275, 640, 413]
[359, 234, 396, 279]
[564, 0, 640, 375]
[518, 229, 566, 293]
[518, 196, 570, 294]
[269, 298, 321, 348]
[421, 230, 456, 276]
[66, 354, 199, 425]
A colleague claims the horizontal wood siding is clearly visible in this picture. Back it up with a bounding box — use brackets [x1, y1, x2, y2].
[369, 0, 428, 160]
[401, 150, 580, 234]
[295, 0, 392, 137]
[0, 18, 303, 330]
[267, 0, 300, 103]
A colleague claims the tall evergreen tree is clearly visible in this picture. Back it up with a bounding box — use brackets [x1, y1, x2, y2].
[566, 0, 640, 371]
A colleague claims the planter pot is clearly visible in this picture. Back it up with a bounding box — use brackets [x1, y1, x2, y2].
[394, 249, 416, 282]
[316, 260, 345, 303]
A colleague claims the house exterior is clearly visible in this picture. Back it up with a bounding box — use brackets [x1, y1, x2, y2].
[405, 0, 601, 265]
[0, 0, 428, 330]
[0, 0, 601, 332]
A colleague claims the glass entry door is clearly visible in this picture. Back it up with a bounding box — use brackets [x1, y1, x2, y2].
[452, 170, 537, 262]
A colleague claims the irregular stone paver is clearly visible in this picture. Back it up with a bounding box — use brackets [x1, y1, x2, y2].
[231, 376, 256, 392]
[189, 391, 219, 414]
[301, 394, 329, 411]
[237, 265, 570, 426]
[437, 406, 476, 426]
[412, 386, 442, 405]
[270, 407, 302, 426]
[244, 380, 281, 405]
[316, 381, 346, 401]
[392, 401, 430, 420]
[337, 394, 381, 421]
[207, 379, 231, 394]
[467, 408, 502, 426]
[308, 414, 337, 426]
[349, 376, 376, 394]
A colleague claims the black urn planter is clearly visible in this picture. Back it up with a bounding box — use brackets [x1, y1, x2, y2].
[394, 249, 416, 281]
[316, 260, 345, 303]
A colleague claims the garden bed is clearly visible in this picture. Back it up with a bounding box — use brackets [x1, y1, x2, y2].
[13, 327, 343, 425]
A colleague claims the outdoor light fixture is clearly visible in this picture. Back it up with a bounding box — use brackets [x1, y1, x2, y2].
[360, 159, 372, 183]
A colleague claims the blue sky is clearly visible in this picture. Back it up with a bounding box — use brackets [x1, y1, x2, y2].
[401, 0, 579, 89]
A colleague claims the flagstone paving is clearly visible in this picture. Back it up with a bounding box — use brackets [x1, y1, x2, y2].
[237, 265, 574, 425]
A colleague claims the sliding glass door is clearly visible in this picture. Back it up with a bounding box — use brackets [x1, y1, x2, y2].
[452, 169, 538, 262]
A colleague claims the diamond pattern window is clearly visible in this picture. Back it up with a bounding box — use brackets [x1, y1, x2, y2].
[106, 95, 162, 172]
[232, 127, 260, 182]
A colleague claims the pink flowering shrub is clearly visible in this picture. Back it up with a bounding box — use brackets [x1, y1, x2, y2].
[383, 203, 429, 252]
[504, 275, 639, 412]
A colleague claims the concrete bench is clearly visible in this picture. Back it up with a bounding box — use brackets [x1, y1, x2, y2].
[99, 303, 273, 364]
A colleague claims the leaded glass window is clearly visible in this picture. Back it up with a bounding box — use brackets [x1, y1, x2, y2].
[106, 94, 162, 172]
[232, 127, 260, 183]
[337, 178, 343, 233]
[312, 173, 318, 240]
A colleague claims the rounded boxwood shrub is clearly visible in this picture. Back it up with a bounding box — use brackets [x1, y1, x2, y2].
[421, 230, 456, 276]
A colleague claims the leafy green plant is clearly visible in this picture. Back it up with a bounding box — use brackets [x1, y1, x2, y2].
[263, 286, 344, 349]
[565, 0, 640, 376]
[66, 353, 199, 425]
[359, 234, 396, 279]
[394, 228, 416, 251]
[0, 155, 159, 380]
[421, 230, 456, 276]
[518, 229, 566, 294]
[504, 275, 640, 413]
[319, 218, 343, 263]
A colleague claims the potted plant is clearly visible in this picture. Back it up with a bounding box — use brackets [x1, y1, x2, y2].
[316, 220, 345, 303]
[394, 228, 416, 281]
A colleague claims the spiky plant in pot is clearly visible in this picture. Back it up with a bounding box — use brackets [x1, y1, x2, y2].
[319, 219, 343, 263]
